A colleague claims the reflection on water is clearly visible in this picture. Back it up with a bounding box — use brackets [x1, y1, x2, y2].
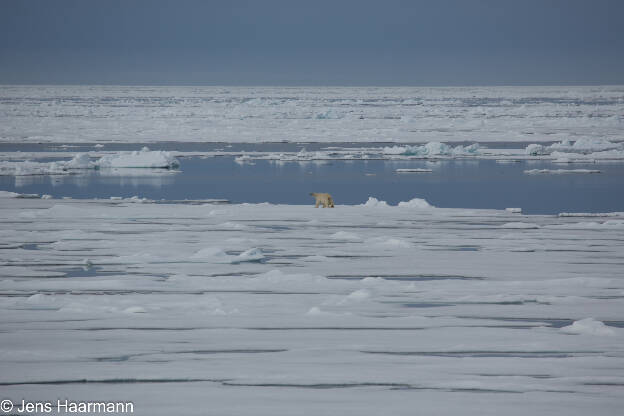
[11, 169, 177, 189]
[97, 168, 179, 188]
[1, 156, 623, 214]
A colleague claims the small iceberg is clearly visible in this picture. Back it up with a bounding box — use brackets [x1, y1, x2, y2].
[560, 318, 615, 336]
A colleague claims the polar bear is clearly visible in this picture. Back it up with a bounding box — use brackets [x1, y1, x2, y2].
[310, 192, 335, 208]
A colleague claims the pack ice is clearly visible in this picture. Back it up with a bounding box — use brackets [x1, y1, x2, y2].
[1, 193, 623, 415]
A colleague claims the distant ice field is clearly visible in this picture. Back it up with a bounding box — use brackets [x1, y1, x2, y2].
[1, 85, 623, 144]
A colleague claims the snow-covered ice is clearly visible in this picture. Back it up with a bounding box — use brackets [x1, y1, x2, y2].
[1, 194, 623, 415]
[1, 85, 623, 145]
[0, 148, 179, 176]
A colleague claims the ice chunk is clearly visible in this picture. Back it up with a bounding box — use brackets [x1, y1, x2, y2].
[64, 153, 94, 169]
[560, 318, 615, 336]
[234, 247, 264, 263]
[570, 138, 621, 152]
[505, 208, 522, 213]
[382, 142, 480, 157]
[234, 154, 255, 164]
[397, 198, 434, 209]
[525, 144, 547, 156]
[524, 169, 601, 175]
[547, 140, 573, 151]
[96, 147, 179, 169]
[338, 289, 372, 304]
[366, 237, 412, 248]
[361, 197, 389, 208]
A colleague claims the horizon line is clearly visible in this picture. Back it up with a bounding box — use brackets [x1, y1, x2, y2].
[1, 83, 623, 88]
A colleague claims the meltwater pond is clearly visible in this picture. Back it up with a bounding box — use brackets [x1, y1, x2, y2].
[2, 155, 623, 215]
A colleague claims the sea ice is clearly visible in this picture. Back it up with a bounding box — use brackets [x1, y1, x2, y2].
[0, 190, 623, 415]
[397, 198, 434, 209]
[560, 318, 615, 336]
[383, 142, 480, 157]
[96, 147, 179, 168]
[524, 169, 601, 175]
[525, 143, 547, 156]
[396, 168, 433, 173]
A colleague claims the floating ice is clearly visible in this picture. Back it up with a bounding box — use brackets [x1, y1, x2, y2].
[383, 142, 480, 157]
[396, 168, 432, 173]
[64, 153, 95, 169]
[525, 143, 547, 156]
[524, 169, 601, 175]
[0, 148, 179, 176]
[560, 318, 615, 336]
[523, 139, 624, 160]
[567, 138, 621, 152]
[96, 147, 179, 169]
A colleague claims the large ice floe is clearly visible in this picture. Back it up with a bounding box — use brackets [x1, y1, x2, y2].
[0, 147, 179, 176]
[1, 193, 623, 415]
[524, 138, 624, 161]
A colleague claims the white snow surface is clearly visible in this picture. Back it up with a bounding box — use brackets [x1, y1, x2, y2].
[1, 85, 623, 144]
[0, 195, 623, 415]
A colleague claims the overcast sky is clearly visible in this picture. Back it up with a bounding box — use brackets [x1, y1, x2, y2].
[1, 0, 623, 85]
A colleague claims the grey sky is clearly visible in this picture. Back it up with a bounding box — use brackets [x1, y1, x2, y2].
[1, 0, 623, 85]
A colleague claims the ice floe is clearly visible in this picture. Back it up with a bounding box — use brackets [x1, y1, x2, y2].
[0, 147, 180, 176]
[383, 142, 481, 157]
[523, 138, 624, 160]
[524, 169, 601, 175]
[0, 195, 623, 414]
[560, 318, 615, 336]
[396, 168, 433, 173]
[95, 147, 179, 168]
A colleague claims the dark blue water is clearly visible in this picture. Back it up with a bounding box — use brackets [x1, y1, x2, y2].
[1, 154, 623, 215]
